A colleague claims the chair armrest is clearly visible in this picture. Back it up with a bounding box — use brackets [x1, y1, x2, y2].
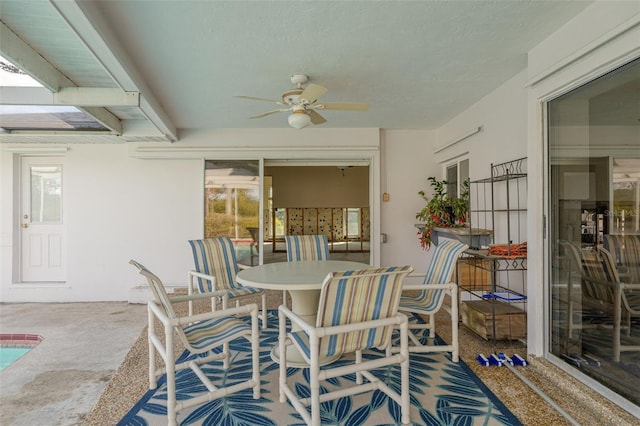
[174, 303, 258, 327]
[186, 270, 228, 315]
[149, 299, 258, 327]
[320, 314, 408, 338]
[188, 270, 217, 289]
[582, 275, 621, 290]
[402, 282, 457, 292]
[279, 304, 408, 339]
[620, 283, 640, 291]
[279, 305, 315, 332]
[169, 289, 229, 304]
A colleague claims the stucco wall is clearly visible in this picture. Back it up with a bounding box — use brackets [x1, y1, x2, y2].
[379, 129, 438, 275]
[1, 128, 389, 302]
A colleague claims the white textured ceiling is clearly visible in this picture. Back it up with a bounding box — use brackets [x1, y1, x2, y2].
[0, 0, 596, 137]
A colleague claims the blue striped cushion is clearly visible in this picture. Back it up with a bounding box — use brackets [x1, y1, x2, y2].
[290, 266, 411, 359]
[183, 316, 251, 353]
[400, 239, 468, 312]
[285, 235, 330, 261]
[189, 238, 241, 292]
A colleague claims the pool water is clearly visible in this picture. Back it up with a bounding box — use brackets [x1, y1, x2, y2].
[0, 334, 42, 371]
[0, 347, 31, 371]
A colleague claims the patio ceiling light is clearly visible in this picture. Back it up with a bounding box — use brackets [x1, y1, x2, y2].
[287, 109, 311, 129]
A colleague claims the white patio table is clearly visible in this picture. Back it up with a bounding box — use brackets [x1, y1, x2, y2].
[236, 260, 369, 366]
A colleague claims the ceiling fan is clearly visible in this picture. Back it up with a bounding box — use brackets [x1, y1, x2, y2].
[236, 74, 368, 129]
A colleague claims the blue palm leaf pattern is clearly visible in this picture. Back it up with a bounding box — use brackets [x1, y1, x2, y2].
[344, 404, 371, 425]
[370, 389, 387, 410]
[118, 311, 521, 426]
[123, 415, 148, 426]
[181, 392, 276, 425]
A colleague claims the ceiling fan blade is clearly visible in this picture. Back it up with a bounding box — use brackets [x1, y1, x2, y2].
[308, 109, 327, 125]
[236, 95, 282, 104]
[317, 102, 369, 111]
[298, 83, 328, 103]
[250, 108, 287, 119]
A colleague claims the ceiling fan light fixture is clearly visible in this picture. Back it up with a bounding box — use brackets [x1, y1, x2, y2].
[238, 74, 368, 127]
[288, 110, 311, 129]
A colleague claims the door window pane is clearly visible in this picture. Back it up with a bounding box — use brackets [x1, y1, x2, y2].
[30, 165, 62, 223]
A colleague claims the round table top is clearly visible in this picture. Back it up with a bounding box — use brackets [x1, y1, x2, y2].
[236, 260, 370, 291]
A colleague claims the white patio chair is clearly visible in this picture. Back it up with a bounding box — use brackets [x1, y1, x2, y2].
[563, 244, 640, 362]
[130, 260, 260, 426]
[188, 237, 267, 328]
[278, 265, 413, 426]
[397, 238, 468, 361]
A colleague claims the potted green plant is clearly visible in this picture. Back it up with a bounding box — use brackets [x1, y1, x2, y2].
[415, 177, 469, 250]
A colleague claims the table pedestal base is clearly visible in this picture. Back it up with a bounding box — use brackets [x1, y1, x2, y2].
[272, 288, 341, 367]
[270, 345, 341, 368]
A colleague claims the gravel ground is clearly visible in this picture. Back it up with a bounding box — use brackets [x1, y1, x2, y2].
[83, 291, 638, 425]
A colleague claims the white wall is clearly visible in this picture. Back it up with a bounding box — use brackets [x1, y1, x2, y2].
[0, 144, 203, 302]
[1, 128, 388, 302]
[380, 72, 529, 277]
[380, 129, 439, 274]
[434, 69, 528, 180]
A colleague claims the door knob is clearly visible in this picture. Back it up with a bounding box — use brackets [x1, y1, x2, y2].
[21, 223, 28, 228]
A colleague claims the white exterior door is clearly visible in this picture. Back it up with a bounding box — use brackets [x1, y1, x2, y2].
[20, 157, 66, 282]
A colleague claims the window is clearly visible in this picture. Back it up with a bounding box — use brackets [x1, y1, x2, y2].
[445, 158, 469, 198]
[344, 208, 361, 239]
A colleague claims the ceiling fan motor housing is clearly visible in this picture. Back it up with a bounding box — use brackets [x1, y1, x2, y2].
[282, 89, 303, 105]
[290, 74, 309, 87]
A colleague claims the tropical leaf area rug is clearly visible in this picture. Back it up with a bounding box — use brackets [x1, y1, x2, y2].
[118, 311, 521, 426]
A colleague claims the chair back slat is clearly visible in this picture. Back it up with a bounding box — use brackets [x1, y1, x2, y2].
[598, 247, 621, 283]
[189, 238, 239, 291]
[424, 239, 469, 284]
[130, 260, 177, 319]
[411, 239, 468, 309]
[285, 235, 330, 261]
[603, 234, 640, 283]
[317, 265, 412, 356]
[565, 243, 617, 303]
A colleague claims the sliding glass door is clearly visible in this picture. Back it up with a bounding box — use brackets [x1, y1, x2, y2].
[203, 159, 373, 266]
[547, 57, 640, 406]
[204, 160, 260, 266]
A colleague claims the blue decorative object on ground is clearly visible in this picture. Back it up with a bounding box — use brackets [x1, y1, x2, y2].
[477, 354, 490, 366]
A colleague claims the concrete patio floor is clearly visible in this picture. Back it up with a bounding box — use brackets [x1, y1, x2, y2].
[0, 302, 146, 426]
